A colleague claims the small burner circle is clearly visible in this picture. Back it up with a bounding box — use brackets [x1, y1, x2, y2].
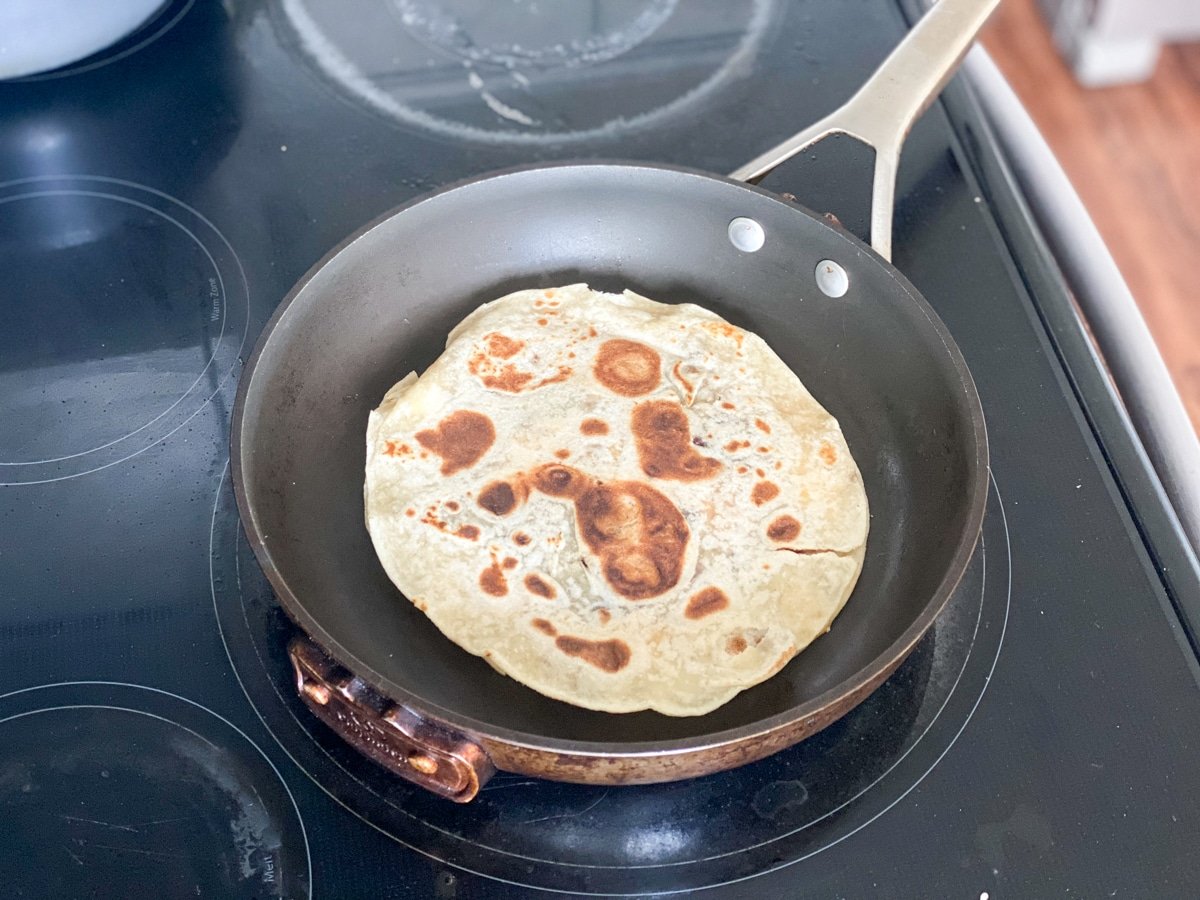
[0, 176, 248, 485]
[0, 682, 311, 900]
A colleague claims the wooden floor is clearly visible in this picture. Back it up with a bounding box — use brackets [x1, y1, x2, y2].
[982, 0, 1200, 433]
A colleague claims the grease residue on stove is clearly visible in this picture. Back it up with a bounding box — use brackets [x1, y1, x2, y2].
[275, 0, 777, 143]
[0, 682, 310, 900]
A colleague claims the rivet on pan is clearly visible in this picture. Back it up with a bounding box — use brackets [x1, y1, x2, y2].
[728, 217, 765, 253]
[407, 752, 439, 775]
[302, 681, 331, 705]
[815, 259, 849, 298]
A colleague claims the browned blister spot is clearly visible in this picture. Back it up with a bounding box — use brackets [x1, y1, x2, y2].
[819, 441, 838, 465]
[575, 481, 689, 600]
[531, 617, 556, 635]
[485, 332, 524, 359]
[593, 339, 662, 397]
[755, 418, 771, 434]
[737, 466, 748, 475]
[597, 609, 611, 624]
[725, 440, 741, 453]
[478, 480, 518, 516]
[455, 524, 480, 541]
[752, 481, 780, 506]
[767, 515, 802, 542]
[532, 463, 590, 500]
[537, 366, 572, 388]
[445, 501, 459, 511]
[480, 561, 508, 596]
[632, 400, 722, 481]
[503, 557, 518, 570]
[685, 587, 730, 620]
[554, 635, 632, 673]
[726, 635, 748, 655]
[405, 508, 415, 517]
[537, 318, 548, 326]
[383, 441, 411, 457]
[524, 574, 556, 599]
[513, 531, 531, 546]
[721, 401, 736, 410]
[703, 320, 745, 346]
[482, 365, 533, 393]
[554, 449, 570, 460]
[580, 418, 609, 436]
[415, 411, 495, 476]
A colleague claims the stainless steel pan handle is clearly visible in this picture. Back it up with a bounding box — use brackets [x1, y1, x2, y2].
[730, 0, 1000, 260]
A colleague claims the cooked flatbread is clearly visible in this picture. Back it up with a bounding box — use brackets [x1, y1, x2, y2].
[365, 285, 868, 716]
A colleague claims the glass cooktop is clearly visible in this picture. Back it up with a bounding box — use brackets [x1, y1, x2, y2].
[2, 1, 1198, 896]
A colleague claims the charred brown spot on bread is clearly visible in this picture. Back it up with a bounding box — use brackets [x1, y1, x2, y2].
[597, 608, 611, 624]
[819, 441, 838, 465]
[685, 587, 730, 620]
[632, 400, 722, 482]
[767, 515, 802, 542]
[524, 574, 556, 599]
[484, 332, 524, 359]
[482, 365, 533, 393]
[531, 617, 557, 635]
[721, 401, 736, 410]
[751, 481, 780, 506]
[554, 635, 632, 673]
[503, 556, 518, 569]
[478, 480, 518, 516]
[593, 339, 662, 396]
[455, 524, 480, 540]
[554, 448, 570, 460]
[536, 366, 572, 388]
[755, 418, 771, 434]
[415, 411, 495, 476]
[480, 561, 508, 596]
[445, 501, 459, 511]
[513, 531, 531, 546]
[575, 482, 689, 600]
[580, 418, 609, 436]
[532, 463, 590, 500]
[726, 635, 748, 655]
[383, 441, 411, 457]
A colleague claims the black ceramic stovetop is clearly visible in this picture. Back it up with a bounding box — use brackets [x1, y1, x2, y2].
[3, 1, 1199, 897]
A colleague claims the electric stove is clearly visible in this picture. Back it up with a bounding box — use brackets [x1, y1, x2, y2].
[3, 1, 1199, 897]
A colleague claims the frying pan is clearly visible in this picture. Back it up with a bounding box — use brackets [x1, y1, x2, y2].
[233, 0, 996, 801]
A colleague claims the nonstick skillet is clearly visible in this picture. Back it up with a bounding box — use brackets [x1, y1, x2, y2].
[233, 0, 996, 801]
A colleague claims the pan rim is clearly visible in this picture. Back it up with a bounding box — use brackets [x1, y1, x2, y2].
[231, 159, 990, 758]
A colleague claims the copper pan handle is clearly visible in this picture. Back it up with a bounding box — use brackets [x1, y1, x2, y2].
[729, 0, 1000, 261]
[289, 636, 495, 801]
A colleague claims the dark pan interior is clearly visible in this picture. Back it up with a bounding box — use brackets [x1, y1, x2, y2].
[235, 164, 985, 750]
